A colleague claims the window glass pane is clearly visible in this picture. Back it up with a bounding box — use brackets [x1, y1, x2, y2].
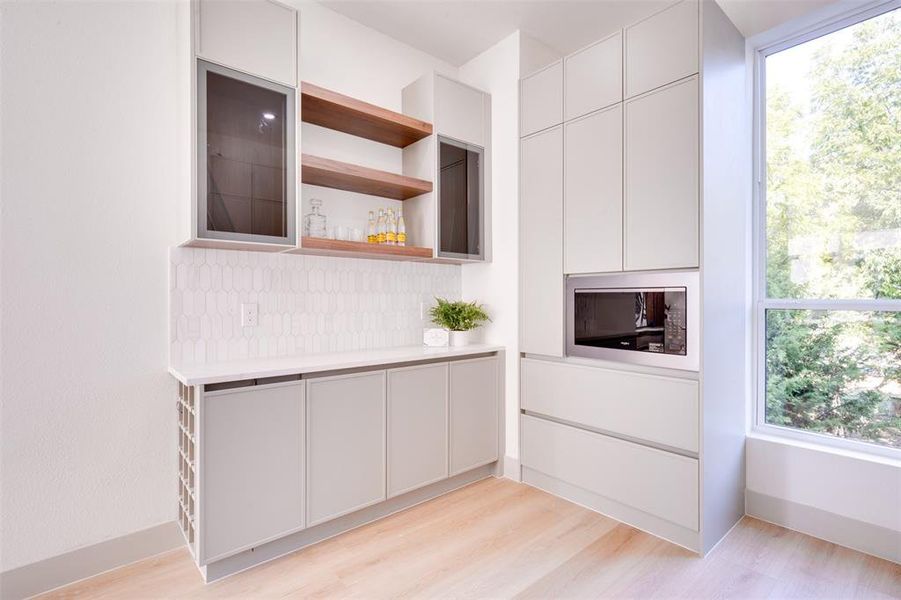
[765, 9, 900, 299]
[765, 309, 901, 448]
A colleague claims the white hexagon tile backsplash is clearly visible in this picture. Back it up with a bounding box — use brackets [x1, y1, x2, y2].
[169, 247, 461, 365]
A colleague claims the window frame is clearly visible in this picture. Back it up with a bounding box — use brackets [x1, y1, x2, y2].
[752, 0, 901, 459]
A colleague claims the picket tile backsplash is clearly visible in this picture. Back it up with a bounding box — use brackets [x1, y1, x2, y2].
[169, 247, 461, 365]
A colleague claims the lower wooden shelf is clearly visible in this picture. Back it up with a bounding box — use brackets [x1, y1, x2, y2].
[292, 237, 434, 260]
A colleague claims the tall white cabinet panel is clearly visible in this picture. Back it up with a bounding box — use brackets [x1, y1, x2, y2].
[520, 127, 564, 356]
[306, 372, 386, 526]
[387, 363, 449, 498]
[564, 105, 623, 274]
[196, 0, 298, 87]
[436, 75, 487, 147]
[201, 381, 304, 563]
[449, 357, 499, 475]
[624, 0, 698, 98]
[564, 33, 623, 121]
[520, 62, 563, 137]
[624, 76, 699, 271]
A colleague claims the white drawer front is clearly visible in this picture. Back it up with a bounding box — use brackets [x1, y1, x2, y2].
[521, 414, 698, 531]
[521, 358, 698, 453]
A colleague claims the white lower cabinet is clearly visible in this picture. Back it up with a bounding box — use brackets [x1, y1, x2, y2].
[521, 359, 698, 452]
[450, 357, 499, 475]
[200, 381, 305, 564]
[306, 371, 387, 526]
[387, 363, 449, 497]
[521, 414, 699, 531]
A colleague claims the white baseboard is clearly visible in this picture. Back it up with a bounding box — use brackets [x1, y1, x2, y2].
[503, 455, 521, 481]
[746, 490, 900, 564]
[0, 522, 183, 599]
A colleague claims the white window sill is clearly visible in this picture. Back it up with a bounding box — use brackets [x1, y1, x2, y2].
[748, 428, 901, 468]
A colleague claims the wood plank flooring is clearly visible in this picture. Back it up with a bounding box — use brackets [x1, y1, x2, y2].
[40, 478, 900, 599]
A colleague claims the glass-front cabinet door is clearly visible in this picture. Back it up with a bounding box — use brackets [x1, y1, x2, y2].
[437, 136, 484, 260]
[197, 60, 296, 245]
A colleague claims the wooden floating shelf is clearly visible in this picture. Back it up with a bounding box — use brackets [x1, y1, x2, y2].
[298, 237, 433, 260]
[301, 82, 432, 148]
[301, 154, 432, 201]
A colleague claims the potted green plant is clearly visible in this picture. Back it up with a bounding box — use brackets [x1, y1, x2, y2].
[428, 297, 490, 346]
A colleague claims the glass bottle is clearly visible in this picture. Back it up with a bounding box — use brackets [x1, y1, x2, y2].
[386, 208, 397, 246]
[367, 210, 377, 244]
[376, 209, 387, 244]
[397, 208, 407, 247]
[303, 199, 327, 238]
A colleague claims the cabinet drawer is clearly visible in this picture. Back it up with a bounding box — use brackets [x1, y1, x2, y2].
[521, 414, 698, 530]
[565, 32, 623, 121]
[521, 358, 698, 452]
[624, 0, 698, 98]
[521, 62, 563, 136]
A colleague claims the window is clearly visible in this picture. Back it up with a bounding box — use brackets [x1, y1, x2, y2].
[756, 5, 900, 453]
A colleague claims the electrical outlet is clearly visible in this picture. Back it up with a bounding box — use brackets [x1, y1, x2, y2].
[241, 303, 258, 327]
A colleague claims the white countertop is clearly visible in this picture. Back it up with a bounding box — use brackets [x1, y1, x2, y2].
[169, 344, 505, 385]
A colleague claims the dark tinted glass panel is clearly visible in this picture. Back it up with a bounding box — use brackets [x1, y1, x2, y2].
[573, 289, 687, 355]
[206, 71, 286, 237]
[439, 140, 481, 257]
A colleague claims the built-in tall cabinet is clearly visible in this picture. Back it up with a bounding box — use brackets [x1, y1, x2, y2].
[518, 0, 749, 556]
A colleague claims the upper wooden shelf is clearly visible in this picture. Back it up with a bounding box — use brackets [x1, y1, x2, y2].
[301, 154, 432, 200]
[301, 82, 433, 148]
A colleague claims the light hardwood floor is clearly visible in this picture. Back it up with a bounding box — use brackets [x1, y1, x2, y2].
[41, 477, 900, 599]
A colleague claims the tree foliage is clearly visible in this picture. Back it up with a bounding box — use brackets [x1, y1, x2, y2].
[765, 9, 901, 448]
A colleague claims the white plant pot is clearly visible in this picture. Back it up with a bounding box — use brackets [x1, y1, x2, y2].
[448, 330, 471, 347]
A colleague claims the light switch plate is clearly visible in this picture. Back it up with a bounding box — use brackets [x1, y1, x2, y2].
[241, 303, 258, 327]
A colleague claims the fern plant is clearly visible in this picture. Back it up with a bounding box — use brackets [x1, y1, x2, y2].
[428, 297, 490, 332]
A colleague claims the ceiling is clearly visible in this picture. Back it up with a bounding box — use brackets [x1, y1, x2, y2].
[320, 0, 844, 66]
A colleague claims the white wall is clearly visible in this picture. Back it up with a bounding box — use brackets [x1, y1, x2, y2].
[0, 0, 463, 573]
[458, 32, 521, 473]
[0, 0, 180, 571]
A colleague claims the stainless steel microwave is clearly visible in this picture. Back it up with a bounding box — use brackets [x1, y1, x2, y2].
[566, 271, 699, 371]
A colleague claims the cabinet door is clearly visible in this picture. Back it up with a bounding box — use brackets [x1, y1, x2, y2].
[520, 127, 564, 356]
[196, 0, 298, 87]
[624, 0, 698, 98]
[449, 357, 499, 475]
[387, 363, 448, 497]
[520, 62, 563, 137]
[624, 77, 699, 271]
[565, 32, 623, 121]
[306, 372, 386, 526]
[565, 104, 623, 274]
[435, 75, 487, 147]
[200, 381, 304, 564]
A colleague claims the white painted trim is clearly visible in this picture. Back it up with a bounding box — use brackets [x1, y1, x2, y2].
[503, 455, 521, 482]
[750, 0, 901, 460]
[0, 522, 183, 600]
[746, 490, 901, 564]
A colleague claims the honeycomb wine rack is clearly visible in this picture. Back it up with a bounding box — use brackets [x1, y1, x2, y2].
[177, 382, 197, 553]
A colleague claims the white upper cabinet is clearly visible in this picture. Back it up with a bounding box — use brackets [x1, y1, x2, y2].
[624, 0, 698, 98]
[520, 126, 564, 356]
[564, 32, 623, 121]
[624, 76, 699, 271]
[435, 75, 488, 147]
[520, 62, 563, 137]
[196, 0, 298, 87]
[564, 104, 623, 274]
